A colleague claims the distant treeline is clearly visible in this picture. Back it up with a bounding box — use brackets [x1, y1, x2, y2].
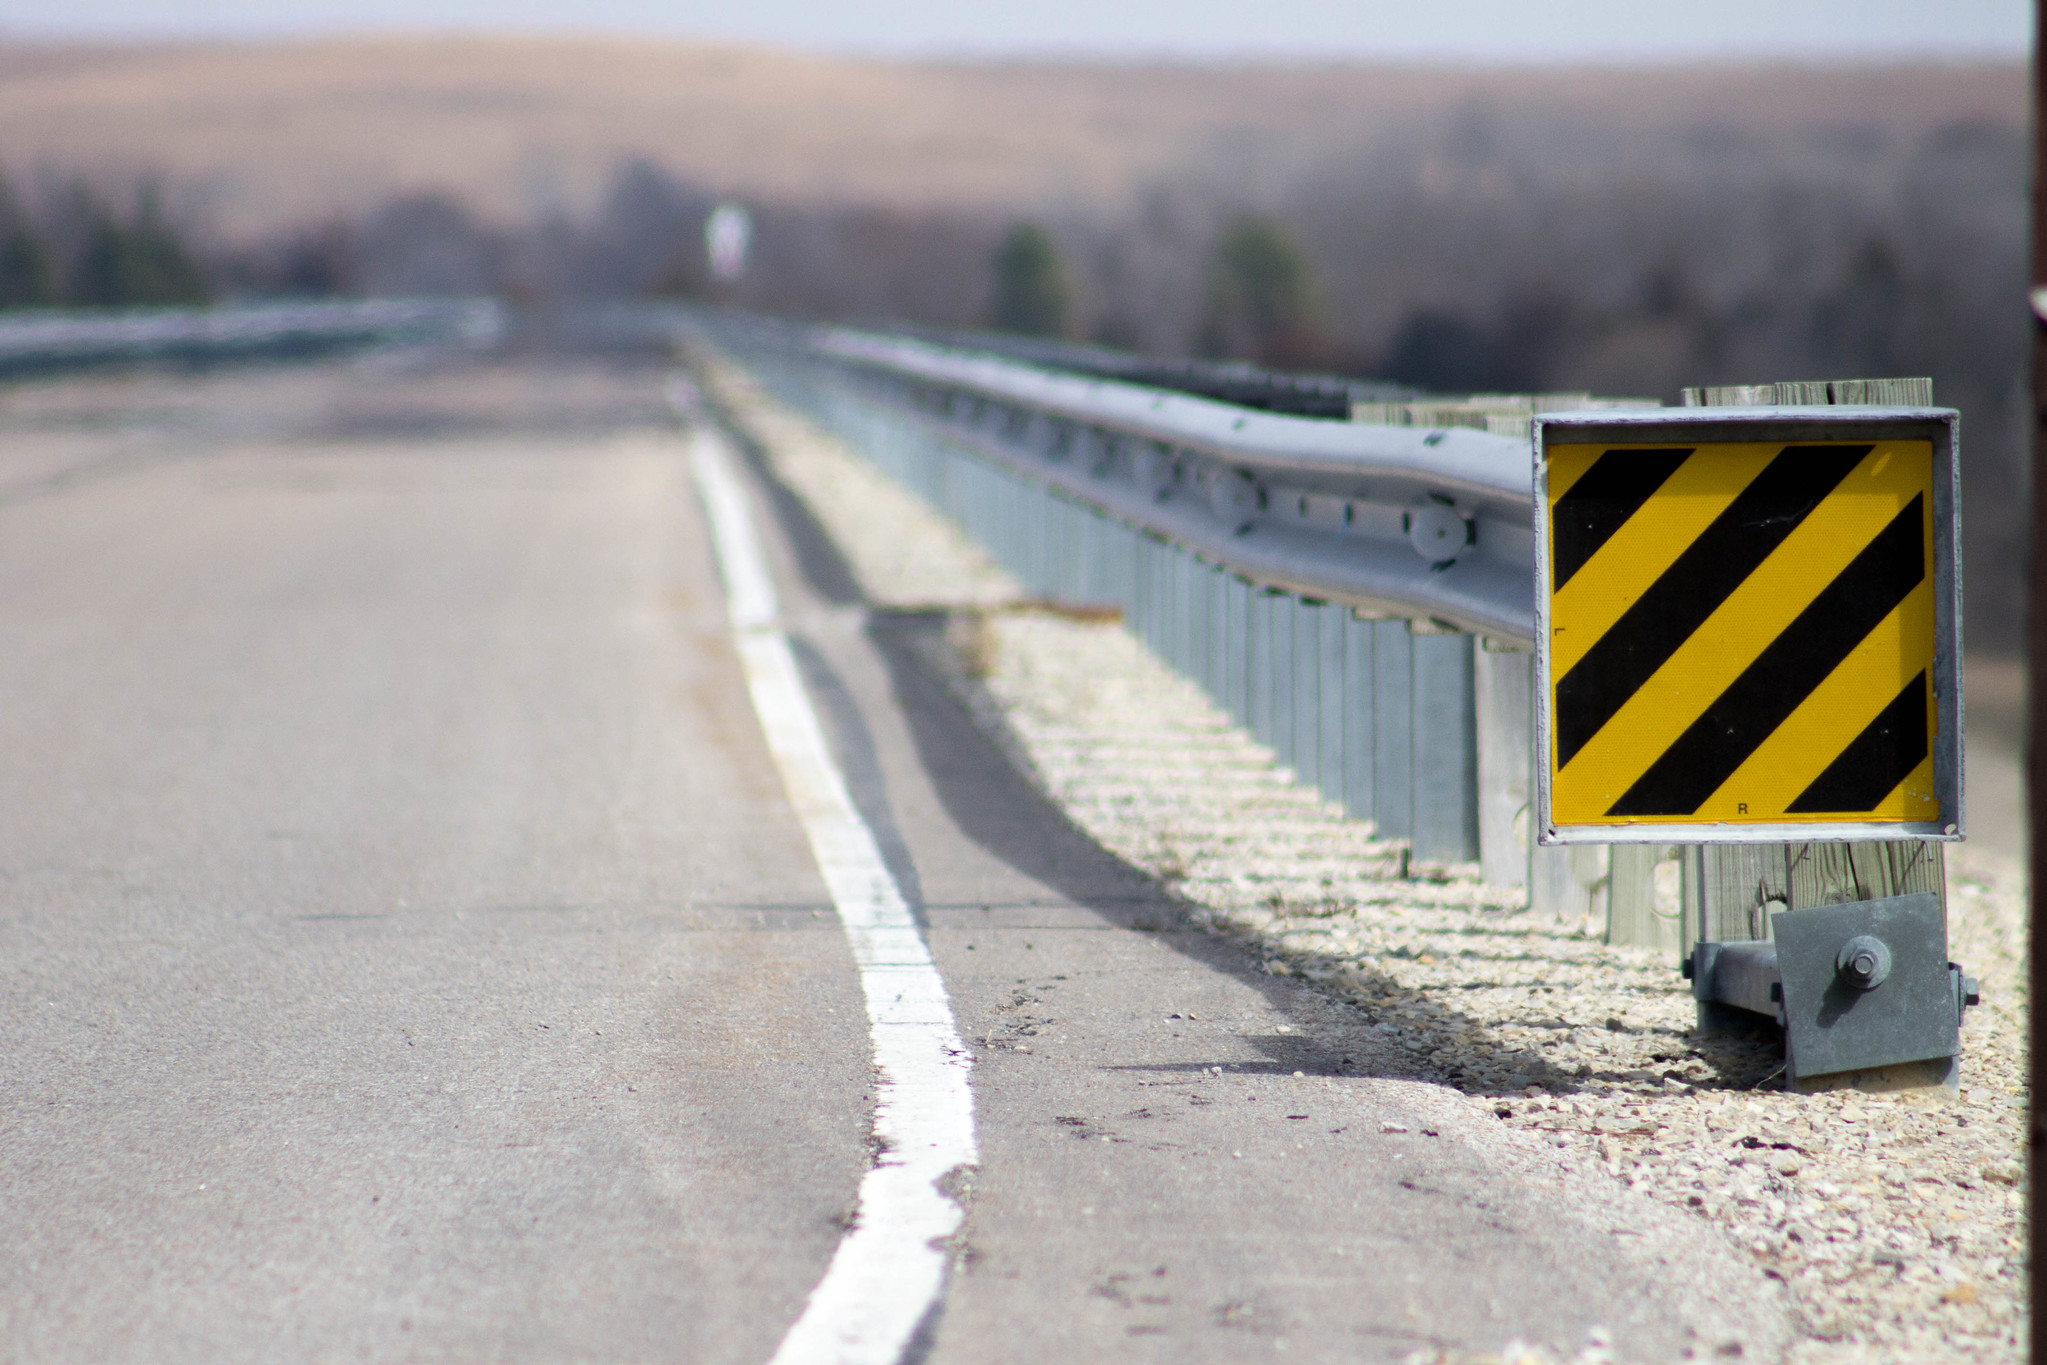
[0, 178, 211, 309]
[2, 102, 2026, 650]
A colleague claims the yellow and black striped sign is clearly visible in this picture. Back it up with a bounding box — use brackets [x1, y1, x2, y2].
[1543, 438, 1939, 829]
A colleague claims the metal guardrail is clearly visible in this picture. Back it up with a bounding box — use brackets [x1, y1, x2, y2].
[701, 314, 1576, 876]
[810, 327, 1544, 644]
[867, 323, 1420, 418]
[0, 299, 505, 376]
[701, 316, 1986, 1095]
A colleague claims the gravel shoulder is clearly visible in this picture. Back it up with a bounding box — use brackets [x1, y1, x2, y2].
[698, 353, 2029, 1365]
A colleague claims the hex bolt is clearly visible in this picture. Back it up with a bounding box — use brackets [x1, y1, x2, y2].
[1835, 934, 1893, 991]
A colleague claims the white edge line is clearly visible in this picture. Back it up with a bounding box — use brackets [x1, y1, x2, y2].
[686, 419, 977, 1365]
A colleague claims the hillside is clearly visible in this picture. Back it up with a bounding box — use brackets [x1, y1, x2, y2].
[0, 37, 2024, 237]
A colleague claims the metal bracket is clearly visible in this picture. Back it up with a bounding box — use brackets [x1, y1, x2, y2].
[1689, 939, 1784, 1022]
[1685, 891, 1977, 1087]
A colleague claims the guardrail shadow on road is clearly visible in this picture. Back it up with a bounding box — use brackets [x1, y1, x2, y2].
[869, 605, 1782, 1100]
[692, 373, 1780, 1102]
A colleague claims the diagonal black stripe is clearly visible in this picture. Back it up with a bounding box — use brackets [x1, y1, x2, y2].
[1606, 494, 1926, 817]
[1550, 448, 1693, 591]
[1555, 444, 1871, 766]
[1786, 671, 1931, 814]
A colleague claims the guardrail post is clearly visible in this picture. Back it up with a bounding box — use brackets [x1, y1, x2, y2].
[1473, 641, 1532, 888]
[1272, 592, 1297, 771]
[1158, 539, 1174, 662]
[1697, 845, 1792, 943]
[1226, 576, 1252, 727]
[1129, 523, 1146, 626]
[1250, 589, 1276, 748]
[1411, 627, 1479, 864]
[1095, 515, 1117, 612]
[960, 453, 982, 559]
[1082, 507, 1105, 604]
[1607, 845, 1686, 956]
[1670, 378, 1950, 968]
[1531, 844, 1606, 924]
[1171, 542, 1192, 677]
[1371, 620, 1414, 842]
[939, 436, 960, 527]
[1172, 542, 1187, 671]
[960, 451, 979, 546]
[908, 415, 933, 492]
[1170, 544, 1187, 671]
[1067, 496, 1088, 600]
[1168, 543, 1185, 676]
[1318, 603, 1347, 811]
[1031, 489, 1048, 601]
[993, 472, 1014, 588]
[1155, 538, 1172, 660]
[1343, 612, 1376, 827]
[1134, 533, 1154, 650]
[1103, 514, 1122, 614]
[1025, 477, 1041, 589]
[1058, 496, 1083, 602]
[1124, 517, 1141, 621]
[1786, 841, 1945, 910]
[1206, 561, 1227, 705]
[1294, 600, 1323, 791]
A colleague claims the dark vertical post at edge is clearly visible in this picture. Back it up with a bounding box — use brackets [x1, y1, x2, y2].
[2028, 3, 2046, 1356]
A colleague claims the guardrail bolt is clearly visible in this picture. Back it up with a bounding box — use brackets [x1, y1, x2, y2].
[1835, 934, 1893, 991]
[1406, 505, 1472, 565]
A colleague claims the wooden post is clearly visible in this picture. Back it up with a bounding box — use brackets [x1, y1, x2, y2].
[1676, 379, 1947, 952]
[1785, 839, 1944, 908]
[1473, 641, 1532, 890]
[1698, 844, 1790, 941]
[1607, 844, 1686, 958]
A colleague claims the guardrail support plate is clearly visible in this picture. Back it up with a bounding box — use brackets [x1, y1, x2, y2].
[1773, 891, 1960, 1084]
[1685, 889, 1973, 1093]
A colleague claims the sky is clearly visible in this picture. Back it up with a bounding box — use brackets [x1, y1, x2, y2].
[0, 0, 2029, 63]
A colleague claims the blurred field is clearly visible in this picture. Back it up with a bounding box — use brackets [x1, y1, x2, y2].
[0, 38, 2030, 660]
[0, 37, 2023, 235]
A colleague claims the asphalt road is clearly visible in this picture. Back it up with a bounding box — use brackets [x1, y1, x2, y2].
[0, 353, 1786, 1363]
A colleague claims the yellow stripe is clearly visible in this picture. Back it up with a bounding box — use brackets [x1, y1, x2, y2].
[1544, 445, 1603, 504]
[1548, 443, 1778, 678]
[1550, 442, 1929, 824]
[1692, 579, 1937, 820]
[1887, 754, 1939, 821]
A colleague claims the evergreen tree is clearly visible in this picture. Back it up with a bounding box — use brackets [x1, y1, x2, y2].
[0, 175, 53, 309]
[989, 223, 1068, 337]
[67, 204, 137, 308]
[0, 223, 53, 309]
[67, 188, 210, 308]
[127, 189, 210, 305]
[1200, 217, 1327, 367]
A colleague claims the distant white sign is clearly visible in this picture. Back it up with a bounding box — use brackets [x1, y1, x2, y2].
[706, 204, 751, 282]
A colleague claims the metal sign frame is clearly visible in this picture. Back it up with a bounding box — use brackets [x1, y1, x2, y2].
[1532, 406, 1963, 846]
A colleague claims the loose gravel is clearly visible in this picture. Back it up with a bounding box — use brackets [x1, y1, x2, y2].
[699, 353, 2030, 1365]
